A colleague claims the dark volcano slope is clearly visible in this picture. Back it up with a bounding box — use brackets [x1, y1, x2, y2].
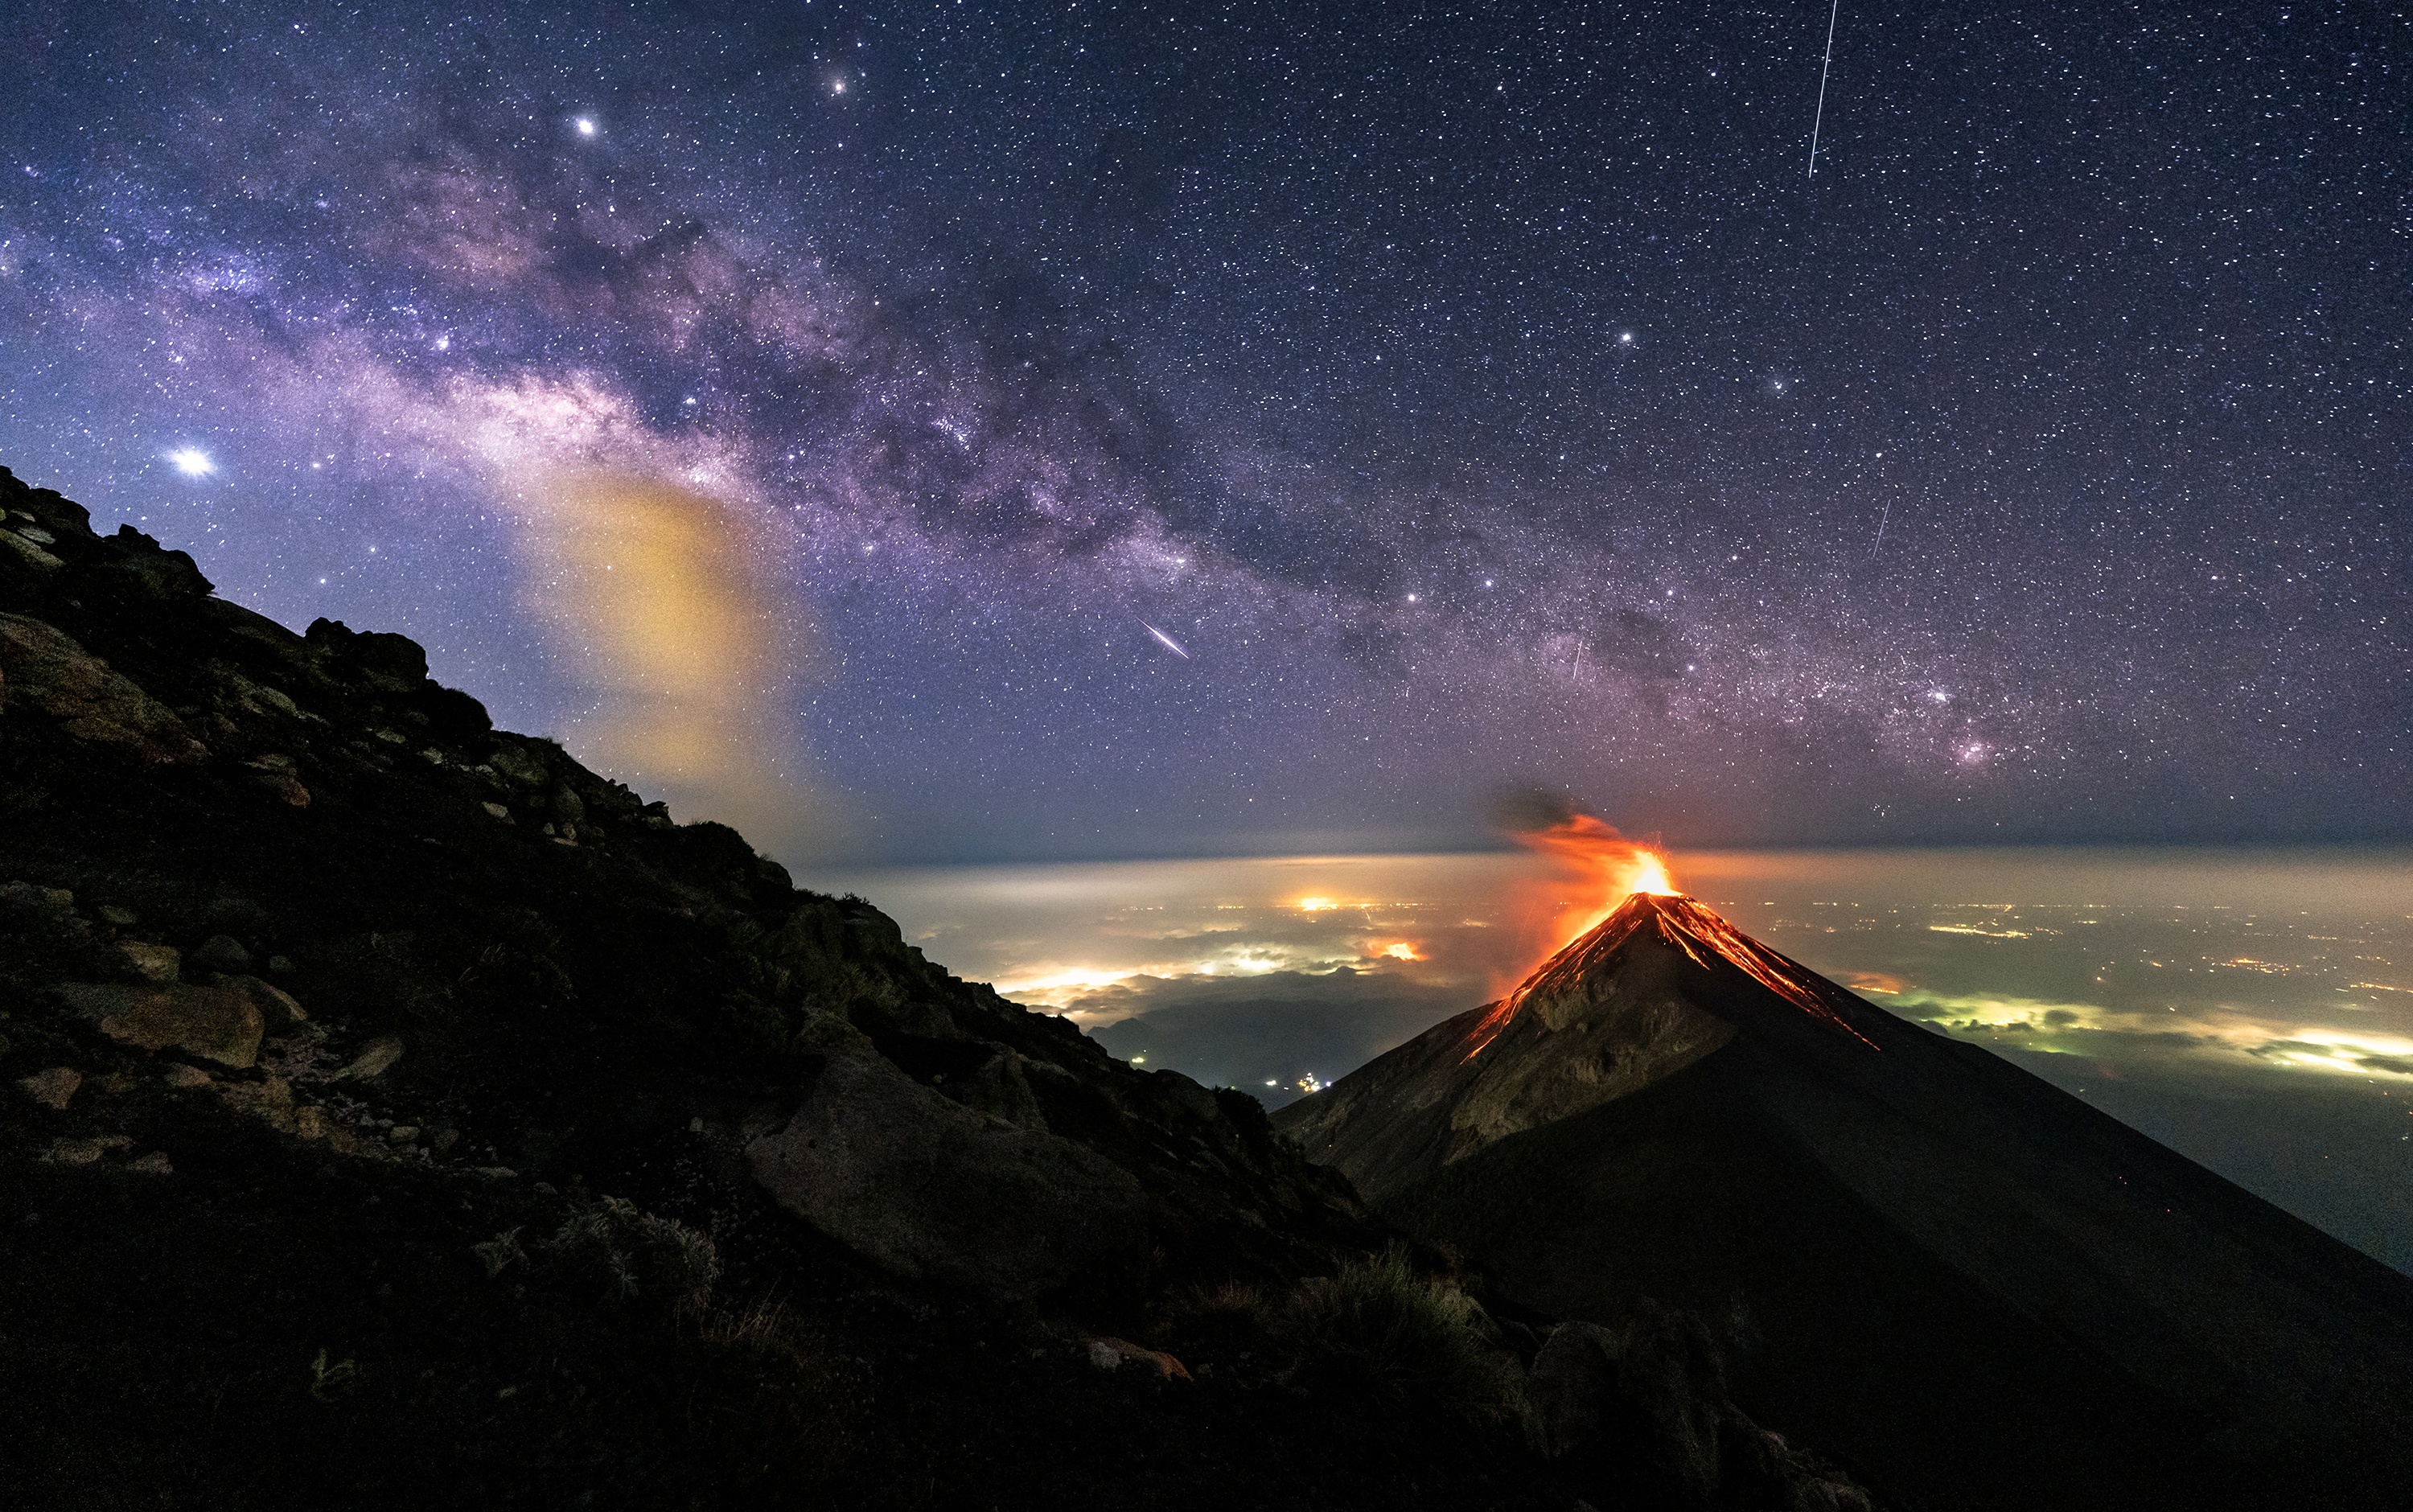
[1276, 893, 2413, 1512]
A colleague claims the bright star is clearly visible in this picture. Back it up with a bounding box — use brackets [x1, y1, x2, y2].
[831, 78, 846, 94]
[167, 448, 214, 477]
[574, 117, 597, 137]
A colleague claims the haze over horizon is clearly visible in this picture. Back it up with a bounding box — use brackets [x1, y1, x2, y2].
[816, 844, 2413, 1273]
[4, 2, 2407, 865]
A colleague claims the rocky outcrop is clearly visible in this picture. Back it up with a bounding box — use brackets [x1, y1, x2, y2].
[0, 611, 208, 764]
[53, 981, 265, 1068]
[0, 459, 1380, 1318]
[748, 1042, 1148, 1300]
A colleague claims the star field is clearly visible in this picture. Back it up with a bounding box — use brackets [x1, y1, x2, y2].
[1, 1, 2404, 861]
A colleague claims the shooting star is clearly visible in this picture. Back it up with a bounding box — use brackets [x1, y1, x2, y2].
[1807, 0, 1839, 179]
[1141, 622, 1191, 659]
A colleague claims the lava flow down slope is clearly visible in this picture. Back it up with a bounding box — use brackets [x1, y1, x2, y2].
[1274, 884, 2413, 1512]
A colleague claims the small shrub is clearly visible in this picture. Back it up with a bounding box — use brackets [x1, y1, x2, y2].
[1276, 1247, 1523, 1427]
[546, 1195, 721, 1310]
[474, 1198, 720, 1311]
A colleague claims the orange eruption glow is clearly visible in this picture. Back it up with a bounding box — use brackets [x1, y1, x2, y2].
[1506, 812, 1683, 973]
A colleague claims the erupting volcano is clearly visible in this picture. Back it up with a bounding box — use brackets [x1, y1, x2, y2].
[1274, 857, 2413, 1512]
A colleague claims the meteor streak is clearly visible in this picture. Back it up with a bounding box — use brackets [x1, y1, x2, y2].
[1807, 0, 1839, 179]
[1142, 622, 1190, 659]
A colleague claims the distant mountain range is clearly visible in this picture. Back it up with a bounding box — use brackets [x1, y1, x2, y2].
[1276, 890, 2413, 1510]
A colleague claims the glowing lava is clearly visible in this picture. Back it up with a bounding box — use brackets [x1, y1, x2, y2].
[1469, 808, 1878, 1061]
[1464, 891, 1883, 1060]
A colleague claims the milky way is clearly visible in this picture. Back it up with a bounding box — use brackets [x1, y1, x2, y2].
[2, 2, 2404, 861]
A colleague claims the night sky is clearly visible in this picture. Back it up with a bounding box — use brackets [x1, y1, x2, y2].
[3, 2, 2405, 863]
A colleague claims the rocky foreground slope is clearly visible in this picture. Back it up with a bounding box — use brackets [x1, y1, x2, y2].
[0, 466, 1873, 1510]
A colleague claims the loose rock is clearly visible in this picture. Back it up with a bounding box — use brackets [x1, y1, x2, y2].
[53, 982, 265, 1069]
[1087, 1337, 1194, 1381]
[18, 1066, 82, 1111]
[747, 1048, 1149, 1303]
[0, 612, 208, 763]
[339, 1036, 404, 1080]
[115, 940, 182, 984]
[220, 974, 307, 1029]
[191, 934, 254, 974]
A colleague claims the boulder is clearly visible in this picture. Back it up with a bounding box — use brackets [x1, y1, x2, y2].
[18, 1066, 82, 1111]
[338, 1035, 404, 1079]
[1526, 1305, 1871, 1512]
[1526, 1321, 1624, 1458]
[116, 940, 182, 984]
[53, 982, 265, 1069]
[1086, 1337, 1194, 1380]
[0, 880, 75, 915]
[220, 974, 308, 1030]
[191, 935, 253, 974]
[747, 1049, 1148, 1303]
[0, 613, 208, 763]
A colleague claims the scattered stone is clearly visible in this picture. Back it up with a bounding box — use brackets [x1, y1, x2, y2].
[388, 1125, 421, 1144]
[53, 981, 265, 1069]
[431, 1128, 459, 1155]
[41, 1135, 132, 1166]
[0, 880, 76, 914]
[18, 1066, 81, 1111]
[265, 955, 297, 975]
[219, 974, 307, 1029]
[0, 528, 64, 570]
[219, 1074, 297, 1132]
[0, 613, 209, 763]
[128, 1152, 174, 1175]
[487, 742, 549, 787]
[338, 1035, 404, 1080]
[294, 1105, 331, 1139]
[191, 934, 253, 974]
[250, 769, 312, 807]
[471, 1166, 519, 1181]
[98, 904, 138, 927]
[1086, 1337, 1194, 1381]
[481, 801, 512, 822]
[162, 1063, 213, 1089]
[115, 939, 182, 984]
